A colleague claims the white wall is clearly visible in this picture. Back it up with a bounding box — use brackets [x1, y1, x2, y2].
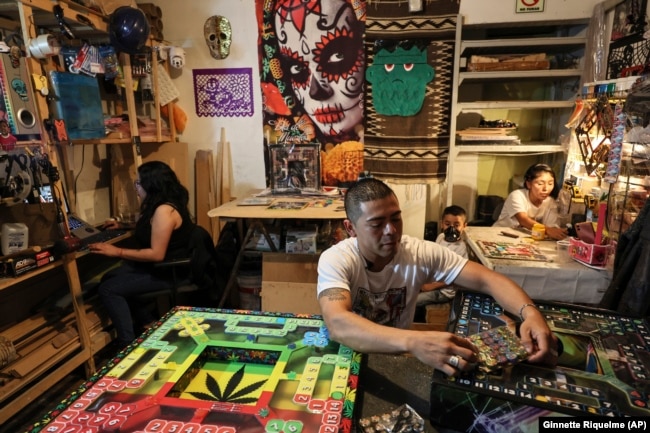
[460, 0, 607, 24]
[148, 0, 607, 229]
[150, 0, 266, 207]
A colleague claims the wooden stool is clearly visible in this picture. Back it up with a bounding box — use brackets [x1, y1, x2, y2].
[425, 302, 451, 331]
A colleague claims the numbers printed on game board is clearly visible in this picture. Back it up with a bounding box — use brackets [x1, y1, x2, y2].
[127, 378, 145, 388]
[163, 420, 183, 432]
[265, 419, 284, 433]
[95, 378, 113, 388]
[180, 422, 200, 432]
[88, 414, 111, 427]
[58, 409, 78, 422]
[318, 425, 338, 433]
[321, 412, 340, 425]
[308, 399, 326, 412]
[99, 402, 121, 414]
[326, 400, 343, 412]
[108, 380, 127, 392]
[82, 389, 102, 400]
[71, 399, 91, 410]
[105, 416, 126, 428]
[44, 423, 64, 432]
[264, 419, 304, 433]
[293, 393, 310, 404]
[145, 419, 166, 431]
[75, 412, 93, 424]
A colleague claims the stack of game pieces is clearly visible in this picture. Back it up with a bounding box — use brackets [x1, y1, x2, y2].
[358, 404, 425, 433]
[469, 325, 529, 373]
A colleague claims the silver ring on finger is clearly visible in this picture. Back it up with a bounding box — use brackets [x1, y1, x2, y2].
[448, 355, 460, 368]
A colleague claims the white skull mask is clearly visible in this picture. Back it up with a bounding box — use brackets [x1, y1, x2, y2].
[204, 16, 232, 60]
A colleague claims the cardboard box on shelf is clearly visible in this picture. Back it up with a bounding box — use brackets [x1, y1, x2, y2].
[0, 248, 57, 278]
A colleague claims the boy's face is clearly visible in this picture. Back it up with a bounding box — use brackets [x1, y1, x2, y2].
[441, 214, 467, 233]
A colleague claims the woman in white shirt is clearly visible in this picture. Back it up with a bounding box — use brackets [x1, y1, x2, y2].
[493, 163, 568, 240]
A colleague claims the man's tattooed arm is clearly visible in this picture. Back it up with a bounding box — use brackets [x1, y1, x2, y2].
[318, 288, 348, 301]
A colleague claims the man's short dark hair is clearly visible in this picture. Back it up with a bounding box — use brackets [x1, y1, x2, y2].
[344, 178, 395, 223]
[442, 205, 466, 219]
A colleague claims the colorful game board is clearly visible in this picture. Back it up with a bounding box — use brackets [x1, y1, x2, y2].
[477, 240, 548, 261]
[28, 307, 361, 433]
[430, 292, 650, 432]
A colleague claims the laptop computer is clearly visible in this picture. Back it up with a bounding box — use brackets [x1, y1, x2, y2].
[39, 184, 102, 239]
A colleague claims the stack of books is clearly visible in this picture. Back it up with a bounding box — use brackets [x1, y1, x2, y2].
[457, 127, 520, 144]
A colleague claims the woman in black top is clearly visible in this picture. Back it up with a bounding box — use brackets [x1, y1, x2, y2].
[89, 161, 194, 348]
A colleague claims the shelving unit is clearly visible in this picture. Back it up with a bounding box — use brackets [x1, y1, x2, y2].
[0, 0, 179, 423]
[446, 16, 589, 217]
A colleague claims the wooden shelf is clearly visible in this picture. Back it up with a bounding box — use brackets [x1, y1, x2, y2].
[459, 68, 582, 83]
[460, 36, 587, 54]
[0, 259, 62, 292]
[69, 134, 174, 146]
[458, 100, 576, 110]
[0, 301, 112, 424]
[0, 3, 170, 425]
[454, 143, 566, 154]
[0, 348, 88, 424]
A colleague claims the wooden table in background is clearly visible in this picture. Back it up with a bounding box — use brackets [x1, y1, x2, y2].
[207, 192, 346, 308]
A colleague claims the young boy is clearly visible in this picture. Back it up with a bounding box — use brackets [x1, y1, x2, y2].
[416, 205, 469, 307]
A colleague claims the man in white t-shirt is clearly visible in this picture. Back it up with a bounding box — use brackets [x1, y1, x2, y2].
[317, 178, 558, 376]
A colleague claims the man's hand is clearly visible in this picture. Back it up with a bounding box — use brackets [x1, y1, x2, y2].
[408, 331, 478, 377]
[519, 309, 559, 366]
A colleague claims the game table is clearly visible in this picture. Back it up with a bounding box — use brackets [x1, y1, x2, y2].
[26, 307, 442, 433]
[430, 291, 650, 432]
[463, 226, 612, 304]
[27, 307, 360, 433]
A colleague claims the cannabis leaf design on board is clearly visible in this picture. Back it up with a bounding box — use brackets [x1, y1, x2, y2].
[188, 365, 268, 403]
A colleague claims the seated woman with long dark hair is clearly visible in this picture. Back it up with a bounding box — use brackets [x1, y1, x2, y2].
[493, 163, 568, 241]
[88, 160, 194, 348]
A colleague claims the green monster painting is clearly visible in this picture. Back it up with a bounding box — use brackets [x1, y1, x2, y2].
[366, 43, 434, 116]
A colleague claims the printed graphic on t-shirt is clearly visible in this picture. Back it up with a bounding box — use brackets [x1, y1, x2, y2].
[353, 286, 407, 327]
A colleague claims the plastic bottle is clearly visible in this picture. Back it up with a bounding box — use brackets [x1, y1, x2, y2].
[531, 223, 546, 241]
[2, 223, 28, 255]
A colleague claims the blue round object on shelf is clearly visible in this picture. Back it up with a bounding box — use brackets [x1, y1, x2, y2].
[109, 6, 150, 54]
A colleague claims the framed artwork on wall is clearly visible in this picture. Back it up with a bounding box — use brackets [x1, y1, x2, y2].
[269, 143, 321, 194]
[607, 0, 650, 79]
[611, 0, 647, 41]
